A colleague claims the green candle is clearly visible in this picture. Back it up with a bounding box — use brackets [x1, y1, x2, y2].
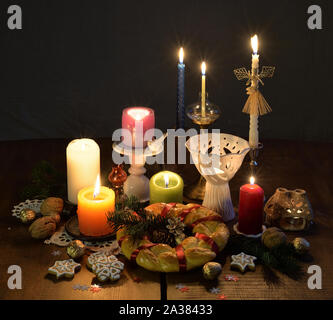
[149, 171, 184, 204]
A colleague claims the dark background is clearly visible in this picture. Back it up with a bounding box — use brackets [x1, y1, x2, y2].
[0, 0, 331, 141]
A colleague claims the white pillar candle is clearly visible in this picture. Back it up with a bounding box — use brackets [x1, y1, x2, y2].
[249, 35, 259, 148]
[66, 138, 100, 204]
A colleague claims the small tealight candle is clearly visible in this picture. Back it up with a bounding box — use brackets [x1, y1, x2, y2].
[238, 176, 264, 235]
[149, 171, 184, 204]
[77, 175, 115, 237]
[122, 107, 155, 148]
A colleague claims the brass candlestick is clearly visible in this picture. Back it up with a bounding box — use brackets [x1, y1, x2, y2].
[184, 93, 221, 201]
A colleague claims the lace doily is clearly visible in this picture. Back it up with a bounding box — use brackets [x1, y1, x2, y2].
[12, 199, 43, 218]
[45, 226, 119, 252]
[12, 200, 119, 252]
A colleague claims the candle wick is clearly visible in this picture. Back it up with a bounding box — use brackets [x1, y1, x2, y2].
[164, 174, 169, 189]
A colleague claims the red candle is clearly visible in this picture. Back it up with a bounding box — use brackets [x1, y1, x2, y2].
[122, 107, 155, 148]
[238, 177, 264, 235]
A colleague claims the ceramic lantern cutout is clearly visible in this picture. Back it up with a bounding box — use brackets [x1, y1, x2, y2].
[186, 133, 250, 222]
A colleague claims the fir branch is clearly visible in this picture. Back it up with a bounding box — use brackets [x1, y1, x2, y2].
[115, 195, 143, 212]
[20, 161, 66, 200]
[108, 202, 171, 241]
[227, 235, 305, 281]
[109, 209, 141, 231]
[262, 265, 281, 287]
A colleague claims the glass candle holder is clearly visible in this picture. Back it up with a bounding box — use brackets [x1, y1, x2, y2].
[184, 93, 221, 201]
[186, 93, 221, 129]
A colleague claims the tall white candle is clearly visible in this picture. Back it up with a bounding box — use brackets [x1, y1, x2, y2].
[249, 35, 259, 148]
[201, 62, 206, 118]
[66, 138, 100, 204]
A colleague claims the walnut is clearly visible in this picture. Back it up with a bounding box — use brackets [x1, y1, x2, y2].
[41, 197, 64, 216]
[28, 216, 56, 239]
[49, 213, 61, 224]
[261, 227, 287, 249]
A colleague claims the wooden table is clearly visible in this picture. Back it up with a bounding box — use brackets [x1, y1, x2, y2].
[0, 138, 332, 300]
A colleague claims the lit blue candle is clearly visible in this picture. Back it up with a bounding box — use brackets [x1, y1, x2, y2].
[177, 47, 185, 129]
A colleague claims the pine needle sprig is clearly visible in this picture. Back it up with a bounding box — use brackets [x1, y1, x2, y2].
[109, 208, 141, 230]
[227, 234, 305, 281]
[108, 197, 171, 241]
[115, 195, 144, 212]
[20, 161, 66, 200]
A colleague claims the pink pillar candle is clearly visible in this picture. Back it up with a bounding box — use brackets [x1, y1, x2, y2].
[238, 177, 264, 235]
[122, 107, 155, 148]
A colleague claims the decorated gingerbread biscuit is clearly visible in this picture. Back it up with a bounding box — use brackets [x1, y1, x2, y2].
[87, 250, 118, 265]
[48, 259, 81, 279]
[87, 251, 124, 282]
[230, 252, 257, 273]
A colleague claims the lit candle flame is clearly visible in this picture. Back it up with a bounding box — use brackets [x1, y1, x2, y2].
[201, 62, 206, 75]
[179, 47, 184, 64]
[164, 173, 169, 188]
[127, 108, 150, 121]
[93, 174, 101, 198]
[251, 35, 258, 54]
[250, 176, 255, 185]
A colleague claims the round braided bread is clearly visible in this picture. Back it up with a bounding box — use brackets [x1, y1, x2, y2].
[116, 203, 230, 272]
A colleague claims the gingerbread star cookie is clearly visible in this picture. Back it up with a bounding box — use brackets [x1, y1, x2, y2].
[87, 251, 124, 282]
[230, 252, 257, 273]
[48, 259, 81, 279]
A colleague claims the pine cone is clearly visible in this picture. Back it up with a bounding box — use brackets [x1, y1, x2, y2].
[151, 230, 176, 247]
[166, 217, 185, 238]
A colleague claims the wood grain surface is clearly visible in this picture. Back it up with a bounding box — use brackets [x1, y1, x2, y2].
[0, 138, 332, 300]
[167, 140, 333, 300]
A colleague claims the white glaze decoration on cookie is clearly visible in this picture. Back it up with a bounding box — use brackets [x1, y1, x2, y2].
[230, 252, 257, 273]
[87, 251, 124, 282]
[48, 259, 81, 279]
[110, 260, 124, 269]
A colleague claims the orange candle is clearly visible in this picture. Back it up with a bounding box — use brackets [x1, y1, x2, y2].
[77, 175, 115, 236]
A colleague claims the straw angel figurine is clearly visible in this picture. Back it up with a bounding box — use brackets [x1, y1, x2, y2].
[234, 35, 275, 149]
